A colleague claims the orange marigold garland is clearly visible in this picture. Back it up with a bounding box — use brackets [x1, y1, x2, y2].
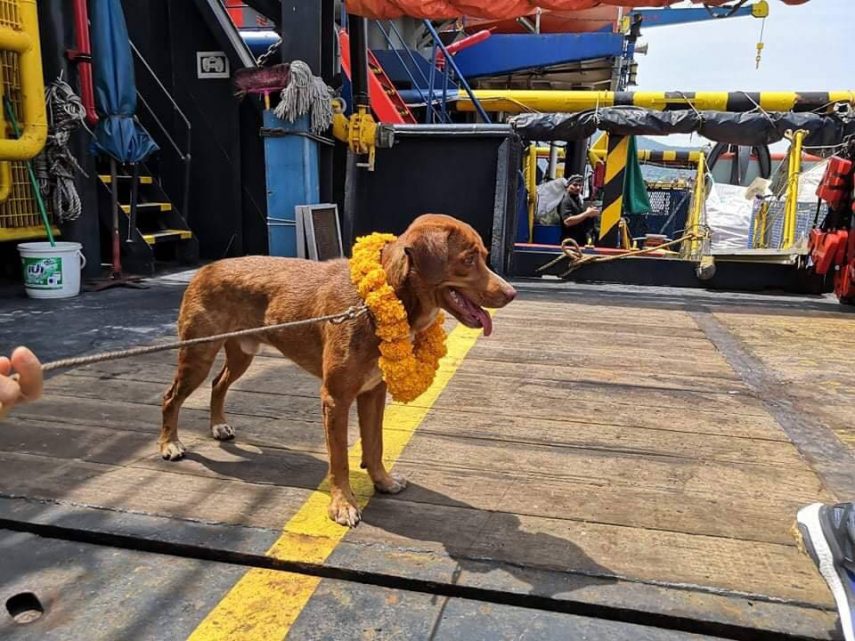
[349, 233, 447, 402]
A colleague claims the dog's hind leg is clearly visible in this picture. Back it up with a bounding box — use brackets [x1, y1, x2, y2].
[357, 382, 406, 494]
[209, 338, 254, 441]
[160, 342, 222, 460]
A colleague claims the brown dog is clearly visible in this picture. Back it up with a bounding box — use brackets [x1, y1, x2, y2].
[159, 214, 516, 526]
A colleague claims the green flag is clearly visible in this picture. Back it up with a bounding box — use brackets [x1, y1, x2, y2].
[623, 136, 651, 215]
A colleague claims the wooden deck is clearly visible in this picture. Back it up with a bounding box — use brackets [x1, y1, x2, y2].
[1, 284, 853, 640]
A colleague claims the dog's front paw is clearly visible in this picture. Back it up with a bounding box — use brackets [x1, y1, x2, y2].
[328, 494, 362, 527]
[211, 423, 236, 441]
[160, 440, 186, 461]
[374, 472, 408, 494]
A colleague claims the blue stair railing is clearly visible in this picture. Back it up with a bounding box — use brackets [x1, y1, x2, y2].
[366, 18, 490, 125]
[421, 20, 491, 124]
[373, 20, 447, 124]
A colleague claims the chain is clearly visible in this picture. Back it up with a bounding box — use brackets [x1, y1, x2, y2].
[40, 304, 369, 373]
[256, 36, 283, 67]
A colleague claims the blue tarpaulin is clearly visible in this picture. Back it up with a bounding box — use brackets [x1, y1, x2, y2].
[90, 0, 158, 163]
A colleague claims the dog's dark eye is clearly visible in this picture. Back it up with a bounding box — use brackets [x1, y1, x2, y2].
[462, 254, 475, 267]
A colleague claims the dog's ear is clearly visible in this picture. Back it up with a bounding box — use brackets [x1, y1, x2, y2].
[404, 227, 448, 285]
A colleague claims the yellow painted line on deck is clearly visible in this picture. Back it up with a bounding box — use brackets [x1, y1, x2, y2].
[187, 320, 491, 641]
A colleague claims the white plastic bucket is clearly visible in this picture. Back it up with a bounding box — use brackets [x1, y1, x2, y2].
[17, 241, 87, 299]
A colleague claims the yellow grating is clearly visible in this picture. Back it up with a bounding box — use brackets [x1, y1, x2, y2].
[0, 0, 20, 29]
[0, 0, 57, 240]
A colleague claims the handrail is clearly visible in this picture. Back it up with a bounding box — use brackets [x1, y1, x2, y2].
[378, 20, 448, 123]
[372, 21, 444, 123]
[135, 92, 183, 159]
[361, 17, 487, 125]
[782, 129, 806, 250]
[129, 41, 192, 138]
[682, 152, 707, 259]
[129, 39, 192, 220]
[440, 49, 453, 123]
[421, 20, 491, 124]
[426, 41, 438, 124]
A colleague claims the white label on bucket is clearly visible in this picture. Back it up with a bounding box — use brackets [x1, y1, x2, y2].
[22, 257, 62, 289]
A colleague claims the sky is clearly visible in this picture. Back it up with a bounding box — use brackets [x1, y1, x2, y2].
[631, 0, 851, 149]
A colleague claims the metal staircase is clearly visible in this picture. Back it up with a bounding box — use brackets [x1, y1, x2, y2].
[368, 19, 490, 124]
[97, 40, 197, 276]
[337, 15, 489, 125]
[338, 29, 416, 124]
[96, 164, 197, 275]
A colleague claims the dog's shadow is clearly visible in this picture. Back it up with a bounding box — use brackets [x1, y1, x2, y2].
[189, 441, 614, 599]
[361, 482, 616, 599]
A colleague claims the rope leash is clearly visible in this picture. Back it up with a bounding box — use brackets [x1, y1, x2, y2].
[39, 304, 369, 373]
[536, 231, 708, 279]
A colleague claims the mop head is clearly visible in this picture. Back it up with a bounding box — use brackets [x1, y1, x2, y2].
[233, 63, 291, 98]
[273, 60, 334, 134]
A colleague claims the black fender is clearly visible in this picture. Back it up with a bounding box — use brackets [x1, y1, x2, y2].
[708, 143, 772, 185]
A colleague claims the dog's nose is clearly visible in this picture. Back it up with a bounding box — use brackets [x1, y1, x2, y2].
[504, 284, 517, 303]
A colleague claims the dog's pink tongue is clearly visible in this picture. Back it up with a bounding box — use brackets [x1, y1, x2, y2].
[475, 307, 492, 337]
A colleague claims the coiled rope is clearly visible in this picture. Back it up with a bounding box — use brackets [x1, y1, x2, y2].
[35, 77, 89, 223]
[536, 230, 709, 279]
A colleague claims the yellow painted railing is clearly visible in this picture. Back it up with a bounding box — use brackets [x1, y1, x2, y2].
[0, 157, 10, 202]
[682, 152, 707, 259]
[781, 129, 806, 249]
[0, 0, 47, 161]
[523, 145, 537, 242]
[752, 201, 769, 249]
[0, 0, 54, 240]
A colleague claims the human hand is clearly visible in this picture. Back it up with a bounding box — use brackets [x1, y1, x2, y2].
[0, 347, 43, 419]
[586, 207, 601, 218]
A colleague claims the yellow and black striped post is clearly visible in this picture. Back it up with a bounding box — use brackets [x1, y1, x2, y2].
[599, 134, 629, 247]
